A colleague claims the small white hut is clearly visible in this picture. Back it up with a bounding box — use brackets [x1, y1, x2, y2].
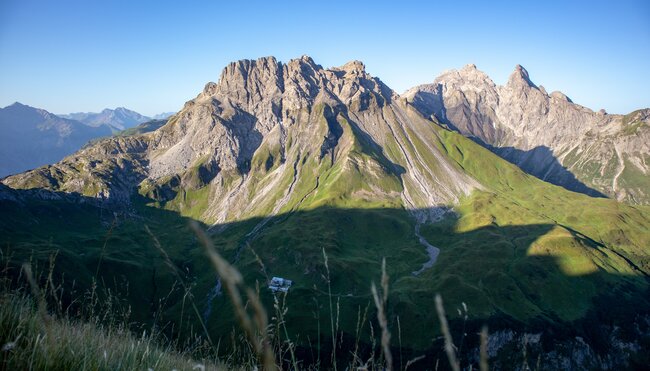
[268, 277, 292, 293]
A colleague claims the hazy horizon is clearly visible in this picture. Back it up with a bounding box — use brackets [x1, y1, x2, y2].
[1, 0, 648, 116]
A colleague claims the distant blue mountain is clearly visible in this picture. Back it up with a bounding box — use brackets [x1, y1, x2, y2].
[0, 102, 112, 177]
[152, 111, 176, 120]
[60, 107, 150, 131]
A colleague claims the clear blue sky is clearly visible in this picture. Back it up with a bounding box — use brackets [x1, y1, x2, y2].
[1, 0, 648, 116]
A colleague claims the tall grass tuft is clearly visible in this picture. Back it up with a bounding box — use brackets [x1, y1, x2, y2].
[370, 258, 393, 371]
[480, 326, 489, 371]
[321, 247, 339, 371]
[1, 260, 226, 370]
[435, 294, 460, 371]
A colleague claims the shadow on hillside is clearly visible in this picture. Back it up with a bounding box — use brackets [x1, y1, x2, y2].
[407, 94, 609, 199]
[470, 138, 608, 198]
[0, 188, 647, 368]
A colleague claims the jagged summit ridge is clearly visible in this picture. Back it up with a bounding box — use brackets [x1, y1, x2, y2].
[202, 56, 394, 111]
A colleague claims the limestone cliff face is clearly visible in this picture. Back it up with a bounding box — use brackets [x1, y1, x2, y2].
[3, 56, 480, 223]
[405, 65, 650, 204]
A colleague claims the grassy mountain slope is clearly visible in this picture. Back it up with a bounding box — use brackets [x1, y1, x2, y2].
[1, 122, 648, 355]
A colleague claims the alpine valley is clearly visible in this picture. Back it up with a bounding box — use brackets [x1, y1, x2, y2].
[1, 56, 649, 369]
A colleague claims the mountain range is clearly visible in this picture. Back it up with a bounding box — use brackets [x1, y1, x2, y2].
[405, 64, 650, 204]
[60, 107, 175, 131]
[1, 56, 648, 367]
[152, 111, 176, 120]
[0, 102, 113, 177]
[60, 107, 151, 131]
[0, 104, 174, 177]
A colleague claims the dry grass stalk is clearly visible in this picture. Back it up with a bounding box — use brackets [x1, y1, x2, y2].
[322, 247, 338, 371]
[272, 291, 299, 370]
[368, 319, 376, 365]
[350, 303, 369, 368]
[404, 355, 426, 370]
[370, 258, 393, 371]
[435, 294, 459, 371]
[397, 315, 403, 371]
[21, 263, 50, 325]
[94, 219, 116, 278]
[480, 326, 489, 371]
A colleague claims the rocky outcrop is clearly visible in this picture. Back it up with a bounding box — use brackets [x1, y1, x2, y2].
[405, 65, 650, 204]
[471, 317, 650, 371]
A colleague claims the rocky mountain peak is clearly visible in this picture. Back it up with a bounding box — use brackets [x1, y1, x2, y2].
[144, 55, 401, 184]
[298, 54, 317, 65]
[4, 102, 54, 121]
[435, 64, 495, 89]
[338, 60, 366, 74]
[507, 64, 537, 88]
[215, 56, 284, 97]
[461, 63, 478, 71]
[550, 91, 573, 103]
[8, 102, 27, 109]
[6, 102, 37, 113]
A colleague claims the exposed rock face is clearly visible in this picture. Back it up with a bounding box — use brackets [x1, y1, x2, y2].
[405, 65, 650, 204]
[475, 318, 650, 371]
[0, 103, 113, 177]
[3, 56, 480, 223]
